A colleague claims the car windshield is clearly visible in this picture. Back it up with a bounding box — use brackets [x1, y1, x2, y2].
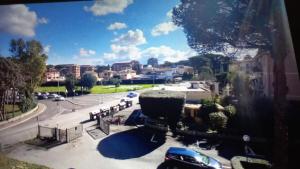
[195, 151, 209, 165]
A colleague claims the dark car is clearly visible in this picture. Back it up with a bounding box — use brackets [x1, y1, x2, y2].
[38, 94, 48, 100]
[165, 147, 223, 169]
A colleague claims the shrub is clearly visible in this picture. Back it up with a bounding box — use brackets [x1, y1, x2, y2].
[209, 111, 228, 130]
[139, 90, 186, 130]
[198, 100, 218, 121]
[19, 97, 36, 113]
[224, 104, 237, 118]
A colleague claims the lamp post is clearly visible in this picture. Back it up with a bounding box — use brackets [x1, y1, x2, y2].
[57, 67, 68, 95]
[243, 134, 251, 162]
[57, 67, 67, 115]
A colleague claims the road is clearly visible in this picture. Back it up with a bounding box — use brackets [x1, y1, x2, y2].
[0, 92, 131, 147]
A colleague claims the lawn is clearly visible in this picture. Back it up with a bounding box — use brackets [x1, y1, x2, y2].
[0, 153, 50, 169]
[91, 84, 153, 94]
[4, 104, 22, 120]
[36, 84, 154, 94]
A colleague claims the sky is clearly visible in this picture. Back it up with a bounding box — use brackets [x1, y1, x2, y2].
[0, 0, 200, 65]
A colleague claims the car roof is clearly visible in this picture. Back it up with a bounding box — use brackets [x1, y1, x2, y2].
[167, 147, 200, 157]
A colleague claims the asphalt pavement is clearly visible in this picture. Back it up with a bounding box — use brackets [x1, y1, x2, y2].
[0, 92, 130, 147]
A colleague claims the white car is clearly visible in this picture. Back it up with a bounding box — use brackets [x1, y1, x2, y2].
[55, 96, 65, 101]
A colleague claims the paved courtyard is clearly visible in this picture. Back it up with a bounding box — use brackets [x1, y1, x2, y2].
[4, 101, 231, 169]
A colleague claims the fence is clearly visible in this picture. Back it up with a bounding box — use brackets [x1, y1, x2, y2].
[38, 124, 83, 143]
[38, 125, 56, 139]
[66, 124, 83, 142]
[96, 116, 110, 135]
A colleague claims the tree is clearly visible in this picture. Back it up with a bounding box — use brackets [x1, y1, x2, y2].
[173, 1, 289, 168]
[182, 72, 193, 80]
[0, 57, 24, 120]
[80, 73, 97, 90]
[10, 39, 47, 98]
[110, 78, 121, 88]
[65, 74, 76, 94]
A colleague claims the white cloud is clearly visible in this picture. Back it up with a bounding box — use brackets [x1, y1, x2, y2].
[84, 0, 133, 16]
[107, 22, 127, 30]
[166, 9, 173, 18]
[79, 48, 96, 57]
[151, 22, 178, 36]
[112, 29, 146, 46]
[0, 4, 38, 37]
[103, 44, 141, 61]
[43, 45, 51, 54]
[38, 17, 48, 24]
[103, 44, 196, 63]
[142, 46, 197, 63]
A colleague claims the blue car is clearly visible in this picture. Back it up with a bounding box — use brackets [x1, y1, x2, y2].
[165, 147, 223, 169]
[127, 92, 138, 98]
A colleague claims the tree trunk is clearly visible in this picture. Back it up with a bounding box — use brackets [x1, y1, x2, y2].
[12, 87, 16, 117]
[270, 1, 289, 168]
[272, 53, 288, 169]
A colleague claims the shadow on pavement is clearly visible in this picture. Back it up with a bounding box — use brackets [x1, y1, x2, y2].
[97, 127, 165, 159]
[176, 135, 244, 160]
[157, 161, 200, 169]
[124, 109, 144, 126]
[25, 138, 65, 149]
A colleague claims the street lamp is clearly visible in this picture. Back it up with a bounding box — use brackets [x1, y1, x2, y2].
[243, 134, 256, 162]
[57, 67, 68, 95]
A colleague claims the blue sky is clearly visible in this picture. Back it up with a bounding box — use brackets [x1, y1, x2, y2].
[0, 0, 197, 65]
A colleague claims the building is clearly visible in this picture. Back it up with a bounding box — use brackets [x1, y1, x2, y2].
[111, 61, 132, 71]
[80, 65, 95, 76]
[44, 67, 65, 82]
[111, 60, 142, 73]
[147, 57, 158, 67]
[152, 82, 212, 102]
[117, 69, 137, 80]
[256, 50, 300, 101]
[55, 64, 81, 79]
[175, 65, 194, 75]
[131, 60, 143, 74]
[99, 70, 115, 81]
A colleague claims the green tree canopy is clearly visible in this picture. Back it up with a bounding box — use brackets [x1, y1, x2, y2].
[9, 39, 47, 97]
[80, 73, 97, 90]
[65, 74, 77, 94]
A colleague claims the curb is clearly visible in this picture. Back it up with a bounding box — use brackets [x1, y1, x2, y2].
[65, 99, 87, 106]
[0, 103, 46, 131]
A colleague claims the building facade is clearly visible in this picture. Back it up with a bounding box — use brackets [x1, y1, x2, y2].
[45, 68, 62, 82]
[56, 64, 81, 79]
[80, 65, 95, 76]
[111, 62, 133, 71]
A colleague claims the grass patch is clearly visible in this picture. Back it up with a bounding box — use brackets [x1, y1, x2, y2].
[3, 104, 22, 120]
[37, 84, 154, 94]
[0, 153, 50, 169]
[36, 86, 67, 93]
[91, 84, 153, 94]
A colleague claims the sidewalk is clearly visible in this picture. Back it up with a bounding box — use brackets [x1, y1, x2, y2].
[0, 103, 46, 132]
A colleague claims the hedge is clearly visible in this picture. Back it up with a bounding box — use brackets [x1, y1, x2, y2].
[139, 90, 186, 130]
[209, 111, 228, 130]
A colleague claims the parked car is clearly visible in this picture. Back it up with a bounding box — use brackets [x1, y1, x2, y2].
[38, 94, 48, 100]
[48, 93, 58, 99]
[165, 147, 223, 169]
[127, 92, 138, 98]
[54, 96, 65, 101]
